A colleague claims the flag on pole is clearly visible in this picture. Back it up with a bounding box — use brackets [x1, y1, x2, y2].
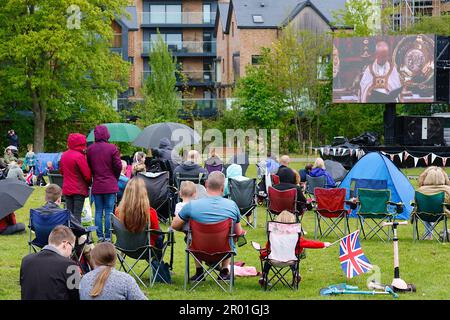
[339, 230, 373, 279]
[25, 168, 34, 186]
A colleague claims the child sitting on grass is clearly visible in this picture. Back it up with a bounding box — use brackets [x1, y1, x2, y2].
[258, 210, 331, 287]
[174, 181, 197, 234]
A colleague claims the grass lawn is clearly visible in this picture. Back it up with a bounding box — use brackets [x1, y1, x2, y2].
[0, 162, 449, 300]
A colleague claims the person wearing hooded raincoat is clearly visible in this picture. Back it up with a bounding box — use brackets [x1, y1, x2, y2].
[60, 133, 92, 222]
[87, 125, 122, 242]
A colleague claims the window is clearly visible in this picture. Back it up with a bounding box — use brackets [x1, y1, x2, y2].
[128, 57, 134, 64]
[251, 55, 262, 65]
[149, 4, 181, 23]
[203, 4, 211, 23]
[252, 15, 264, 23]
[127, 87, 135, 97]
[150, 33, 182, 51]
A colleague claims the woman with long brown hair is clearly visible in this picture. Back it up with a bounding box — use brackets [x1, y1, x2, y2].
[79, 242, 147, 300]
[114, 177, 160, 246]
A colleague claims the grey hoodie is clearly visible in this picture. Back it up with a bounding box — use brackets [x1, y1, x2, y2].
[6, 163, 25, 181]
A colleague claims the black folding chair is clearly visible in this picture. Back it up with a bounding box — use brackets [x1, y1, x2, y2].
[305, 175, 327, 198]
[174, 172, 207, 202]
[110, 215, 174, 287]
[229, 178, 258, 228]
[137, 171, 174, 224]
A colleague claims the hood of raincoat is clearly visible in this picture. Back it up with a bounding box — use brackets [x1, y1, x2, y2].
[94, 125, 110, 143]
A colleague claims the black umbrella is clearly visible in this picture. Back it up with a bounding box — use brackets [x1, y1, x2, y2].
[0, 180, 34, 220]
[133, 122, 201, 149]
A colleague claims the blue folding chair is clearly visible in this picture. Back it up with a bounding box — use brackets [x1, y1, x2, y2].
[28, 208, 96, 273]
[28, 208, 71, 252]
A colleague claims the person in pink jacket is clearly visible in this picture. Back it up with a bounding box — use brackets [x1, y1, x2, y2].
[60, 134, 92, 222]
[87, 125, 122, 242]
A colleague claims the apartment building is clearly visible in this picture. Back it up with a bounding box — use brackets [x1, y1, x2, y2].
[385, 0, 450, 31]
[214, 0, 347, 99]
[112, 1, 219, 115]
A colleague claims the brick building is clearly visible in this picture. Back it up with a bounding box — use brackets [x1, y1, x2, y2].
[214, 0, 347, 99]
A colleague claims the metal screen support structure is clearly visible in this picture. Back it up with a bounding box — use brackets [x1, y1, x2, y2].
[384, 103, 396, 145]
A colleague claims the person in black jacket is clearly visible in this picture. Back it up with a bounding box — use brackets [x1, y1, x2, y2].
[20, 225, 81, 300]
[6, 129, 19, 149]
[274, 166, 311, 213]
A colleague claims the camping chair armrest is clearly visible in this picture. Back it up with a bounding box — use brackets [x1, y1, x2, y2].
[169, 186, 178, 193]
[148, 228, 173, 236]
[388, 201, 403, 214]
[344, 200, 358, 210]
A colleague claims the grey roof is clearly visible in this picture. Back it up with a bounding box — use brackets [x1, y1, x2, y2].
[117, 6, 138, 31]
[309, 0, 347, 26]
[232, 0, 305, 28]
[229, 0, 347, 29]
[217, 3, 230, 32]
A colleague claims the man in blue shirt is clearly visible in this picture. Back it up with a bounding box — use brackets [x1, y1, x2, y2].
[172, 171, 245, 281]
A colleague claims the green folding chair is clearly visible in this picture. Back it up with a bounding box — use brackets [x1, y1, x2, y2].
[411, 191, 449, 243]
[356, 188, 402, 241]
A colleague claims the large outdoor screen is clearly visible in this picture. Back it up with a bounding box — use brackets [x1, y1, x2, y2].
[332, 34, 436, 104]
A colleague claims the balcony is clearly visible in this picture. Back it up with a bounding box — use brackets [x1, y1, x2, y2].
[142, 70, 215, 86]
[142, 40, 216, 57]
[179, 99, 225, 118]
[141, 11, 216, 26]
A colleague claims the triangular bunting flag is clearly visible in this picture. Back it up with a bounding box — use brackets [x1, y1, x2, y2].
[350, 149, 354, 156]
[431, 153, 437, 165]
[398, 152, 403, 163]
[320, 147, 324, 155]
[404, 152, 409, 161]
[423, 155, 428, 166]
[390, 154, 395, 161]
[413, 157, 419, 167]
[443, 157, 448, 167]
[332, 148, 336, 156]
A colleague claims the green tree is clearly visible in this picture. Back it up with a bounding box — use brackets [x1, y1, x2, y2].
[265, 28, 330, 147]
[333, 0, 379, 37]
[0, 0, 130, 151]
[235, 49, 286, 130]
[136, 33, 180, 126]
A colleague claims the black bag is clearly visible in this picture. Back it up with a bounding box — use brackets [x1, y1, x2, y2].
[151, 260, 172, 284]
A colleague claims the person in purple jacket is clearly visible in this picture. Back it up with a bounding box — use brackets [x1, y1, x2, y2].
[87, 125, 122, 242]
[309, 158, 336, 188]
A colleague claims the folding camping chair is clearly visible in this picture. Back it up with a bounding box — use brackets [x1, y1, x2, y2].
[229, 178, 258, 228]
[266, 187, 298, 222]
[313, 188, 354, 239]
[255, 221, 302, 291]
[271, 174, 280, 186]
[138, 171, 174, 224]
[305, 175, 327, 198]
[205, 163, 223, 174]
[184, 219, 235, 293]
[174, 172, 207, 202]
[356, 188, 403, 241]
[28, 208, 95, 273]
[411, 191, 449, 242]
[110, 215, 174, 287]
[48, 173, 65, 204]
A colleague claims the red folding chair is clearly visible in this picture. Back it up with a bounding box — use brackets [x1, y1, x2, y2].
[184, 219, 235, 292]
[271, 174, 280, 186]
[266, 187, 298, 222]
[313, 188, 353, 239]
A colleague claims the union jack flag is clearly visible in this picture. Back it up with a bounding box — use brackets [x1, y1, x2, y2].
[339, 230, 373, 279]
[26, 168, 34, 186]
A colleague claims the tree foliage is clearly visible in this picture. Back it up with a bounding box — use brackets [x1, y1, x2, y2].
[0, 0, 130, 151]
[235, 49, 286, 130]
[135, 33, 180, 127]
[333, 0, 379, 37]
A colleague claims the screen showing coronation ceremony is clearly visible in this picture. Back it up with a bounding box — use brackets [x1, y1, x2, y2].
[332, 34, 436, 104]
